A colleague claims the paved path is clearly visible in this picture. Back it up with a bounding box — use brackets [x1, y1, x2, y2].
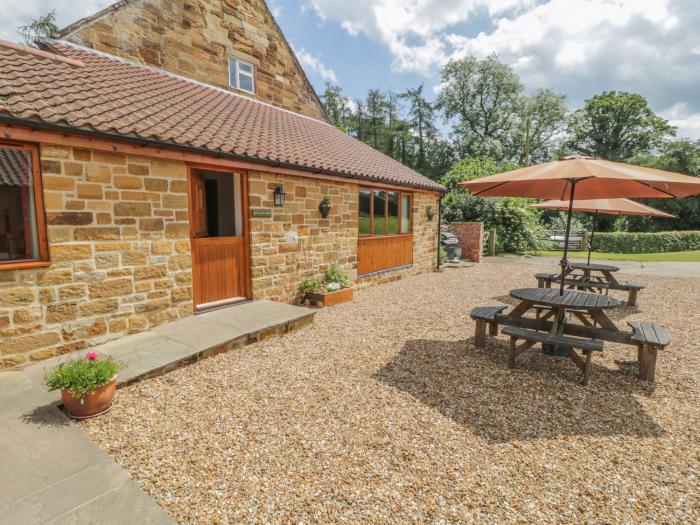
[487, 255, 700, 279]
[0, 300, 315, 525]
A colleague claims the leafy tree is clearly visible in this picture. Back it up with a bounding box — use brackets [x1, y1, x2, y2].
[437, 55, 523, 162]
[19, 10, 59, 46]
[565, 91, 675, 161]
[625, 139, 700, 231]
[514, 89, 569, 165]
[440, 156, 515, 192]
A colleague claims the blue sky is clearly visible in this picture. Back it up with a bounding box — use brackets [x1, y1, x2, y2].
[2, 0, 700, 138]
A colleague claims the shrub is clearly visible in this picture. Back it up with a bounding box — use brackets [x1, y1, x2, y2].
[323, 264, 349, 288]
[443, 194, 547, 253]
[298, 279, 321, 294]
[45, 353, 120, 398]
[591, 230, 700, 253]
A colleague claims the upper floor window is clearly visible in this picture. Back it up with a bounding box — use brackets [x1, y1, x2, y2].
[229, 58, 255, 94]
[359, 188, 412, 236]
[0, 143, 49, 269]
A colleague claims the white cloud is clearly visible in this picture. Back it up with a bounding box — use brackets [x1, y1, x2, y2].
[309, 0, 700, 138]
[0, 0, 114, 41]
[292, 45, 338, 83]
[661, 103, 700, 140]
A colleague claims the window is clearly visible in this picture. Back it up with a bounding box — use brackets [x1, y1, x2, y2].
[0, 143, 48, 268]
[229, 58, 255, 94]
[359, 190, 372, 235]
[358, 188, 411, 236]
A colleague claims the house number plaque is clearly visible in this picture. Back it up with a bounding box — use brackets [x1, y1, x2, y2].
[251, 208, 272, 218]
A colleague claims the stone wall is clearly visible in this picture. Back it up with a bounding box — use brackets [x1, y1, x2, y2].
[0, 145, 193, 369]
[62, 0, 328, 122]
[0, 146, 441, 369]
[448, 222, 483, 262]
[247, 171, 358, 302]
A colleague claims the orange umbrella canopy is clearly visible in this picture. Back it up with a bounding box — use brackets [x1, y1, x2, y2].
[531, 198, 676, 218]
[459, 156, 700, 200]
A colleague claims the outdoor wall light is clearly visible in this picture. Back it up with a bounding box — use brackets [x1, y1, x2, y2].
[273, 185, 286, 206]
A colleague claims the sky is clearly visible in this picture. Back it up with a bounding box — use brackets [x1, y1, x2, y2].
[2, 0, 700, 138]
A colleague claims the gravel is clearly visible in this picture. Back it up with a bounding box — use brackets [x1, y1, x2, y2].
[81, 259, 700, 524]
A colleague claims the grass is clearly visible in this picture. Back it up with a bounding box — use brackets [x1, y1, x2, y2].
[522, 249, 700, 262]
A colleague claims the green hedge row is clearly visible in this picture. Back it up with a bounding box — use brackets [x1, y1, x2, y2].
[591, 231, 700, 253]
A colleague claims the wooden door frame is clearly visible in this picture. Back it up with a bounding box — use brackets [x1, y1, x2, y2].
[186, 164, 251, 309]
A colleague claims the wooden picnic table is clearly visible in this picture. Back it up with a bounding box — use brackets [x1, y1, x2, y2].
[509, 287, 620, 335]
[566, 262, 621, 287]
[471, 286, 671, 382]
[536, 262, 644, 306]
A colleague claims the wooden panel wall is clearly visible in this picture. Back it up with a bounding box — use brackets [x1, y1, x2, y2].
[357, 234, 413, 276]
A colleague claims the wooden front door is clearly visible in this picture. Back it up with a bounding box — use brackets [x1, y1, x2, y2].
[188, 168, 250, 310]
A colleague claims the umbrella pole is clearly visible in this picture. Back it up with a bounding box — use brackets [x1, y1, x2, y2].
[560, 179, 577, 295]
[587, 211, 597, 265]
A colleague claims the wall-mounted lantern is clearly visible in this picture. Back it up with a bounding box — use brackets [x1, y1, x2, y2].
[273, 185, 286, 207]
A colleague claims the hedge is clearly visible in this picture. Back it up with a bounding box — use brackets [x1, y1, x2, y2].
[591, 231, 700, 254]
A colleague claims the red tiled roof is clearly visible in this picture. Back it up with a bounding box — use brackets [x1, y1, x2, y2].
[0, 39, 445, 192]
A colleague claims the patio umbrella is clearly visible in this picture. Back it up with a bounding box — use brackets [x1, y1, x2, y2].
[531, 198, 676, 265]
[459, 156, 700, 294]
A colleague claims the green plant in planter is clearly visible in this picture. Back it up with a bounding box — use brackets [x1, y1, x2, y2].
[323, 264, 349, 289]
[426, 205, 436, 221]
[298, 279, 321, 294]
[45, 354, 120, 399]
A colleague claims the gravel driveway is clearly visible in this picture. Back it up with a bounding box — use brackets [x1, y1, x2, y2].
[81, 259, 700, 524]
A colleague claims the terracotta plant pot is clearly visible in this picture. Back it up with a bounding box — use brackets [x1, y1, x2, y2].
[61, 376, 117, 419]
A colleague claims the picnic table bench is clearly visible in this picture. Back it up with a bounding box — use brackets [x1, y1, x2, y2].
[535, 263, 644, 306]
[470, 287, 670, 383]
[502, 326, 603, 385]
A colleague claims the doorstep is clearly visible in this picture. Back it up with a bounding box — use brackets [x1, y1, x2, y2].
[0, 299, 316, 525]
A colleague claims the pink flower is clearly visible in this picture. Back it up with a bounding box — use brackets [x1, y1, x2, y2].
[86, 352, 98, 360]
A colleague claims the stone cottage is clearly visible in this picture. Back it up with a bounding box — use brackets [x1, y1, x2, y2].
[0, 0, 445, 369]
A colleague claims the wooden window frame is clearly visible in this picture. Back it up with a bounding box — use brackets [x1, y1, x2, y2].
[358, 186, 412, 238]
[0, 141, 49, 270]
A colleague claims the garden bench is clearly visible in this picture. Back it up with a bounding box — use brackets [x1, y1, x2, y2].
[470, 304, 508, 348]
[627, 321, 671, 381]
[502, 326, 603, 385]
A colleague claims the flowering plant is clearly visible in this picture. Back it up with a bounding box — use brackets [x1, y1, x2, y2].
[45, 353, 120, 398]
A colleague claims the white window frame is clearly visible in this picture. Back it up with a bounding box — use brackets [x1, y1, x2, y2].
[228, 57, 255, 95]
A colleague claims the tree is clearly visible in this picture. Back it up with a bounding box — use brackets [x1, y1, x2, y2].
[365, 89, 387, 150]
[514, 89, 569, 165]
[400, 85, 435, 170]
[19, 10, 59, 46]
[437, 55, 523, 162]
[439, 156, 515, 192]
[321, 83, 350, 132]
[625, 139, 700, 231]
[565, 91, 675, 161]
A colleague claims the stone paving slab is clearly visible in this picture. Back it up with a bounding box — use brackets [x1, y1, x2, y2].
[0, 300, 315, 525]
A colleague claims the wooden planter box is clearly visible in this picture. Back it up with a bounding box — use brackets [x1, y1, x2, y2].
[305, 287, 354, 307]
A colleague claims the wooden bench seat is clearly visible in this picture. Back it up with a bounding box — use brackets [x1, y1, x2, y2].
[502, 326, 603, 385]
[470, 304, 508, 348]
[627, 321, 671, 381]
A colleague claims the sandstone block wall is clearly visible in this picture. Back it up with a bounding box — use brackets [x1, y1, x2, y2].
[449, 222, 483, 262]
[0, 145, 193, 369]
[247, 171, 358, 302]
[63, 0, 328, 122]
